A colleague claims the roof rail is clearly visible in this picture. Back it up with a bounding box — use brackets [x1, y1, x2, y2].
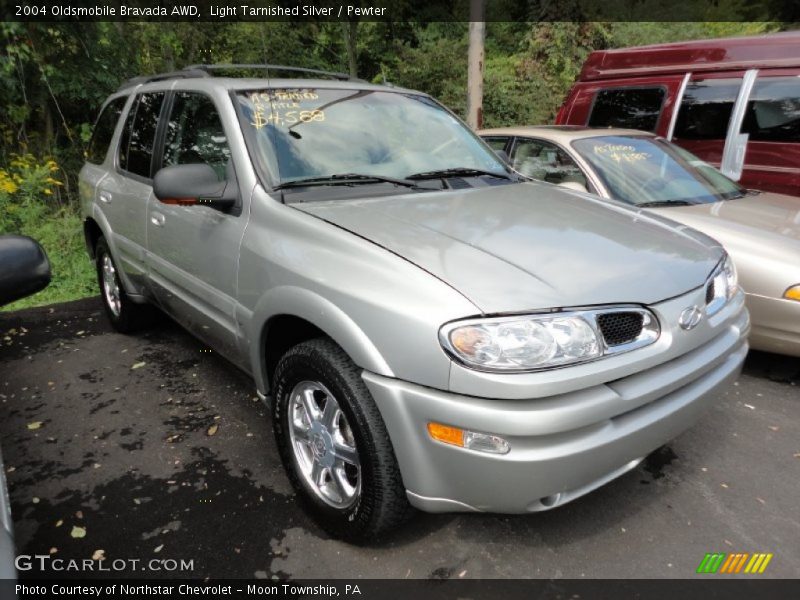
[184, 64, 358, 81]
[115, 63, 363, 93]
[116, 68, 210, 92]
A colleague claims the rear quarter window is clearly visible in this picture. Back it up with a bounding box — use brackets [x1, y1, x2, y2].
[587, 87, 665, 132]
[86, 97, 127, 165]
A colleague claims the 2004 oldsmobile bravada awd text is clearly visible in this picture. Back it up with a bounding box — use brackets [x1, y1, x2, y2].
[80, 65, 749, 541]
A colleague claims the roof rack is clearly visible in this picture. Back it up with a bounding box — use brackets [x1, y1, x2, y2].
[116, 63, 359, 91]
[186, 64, 357, 81]
[116, 68, 210, 91]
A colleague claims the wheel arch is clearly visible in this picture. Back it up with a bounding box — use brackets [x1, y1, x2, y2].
[250, 286, 394, 396]
[83, 216, 104, 259]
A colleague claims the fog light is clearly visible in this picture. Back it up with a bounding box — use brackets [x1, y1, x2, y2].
[785, 285, 800, 302]
[427, 422, 510, 454]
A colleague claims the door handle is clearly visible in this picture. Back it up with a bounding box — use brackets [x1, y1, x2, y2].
[99, 192, 112, 204]
[150, 212, 166, 227]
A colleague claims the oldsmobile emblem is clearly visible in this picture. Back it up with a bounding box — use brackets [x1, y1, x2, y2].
[679, 306, 703, 330]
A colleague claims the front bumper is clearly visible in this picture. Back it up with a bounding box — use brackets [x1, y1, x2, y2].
[745, 292, 800, 357]
[364, 290, 750, 514]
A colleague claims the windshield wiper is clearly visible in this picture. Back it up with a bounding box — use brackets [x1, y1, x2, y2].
[406, 167, 513, 181]
[636, 200, 697, 208]
[274, 173, 424, 191]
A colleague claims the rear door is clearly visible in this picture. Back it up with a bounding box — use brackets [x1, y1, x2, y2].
[558, 75, 687, 137]
[738, 71, 800, 195]
[95, 91, 166, 294]
[146, 90, 247, 364]
[80, 94, 128, 238]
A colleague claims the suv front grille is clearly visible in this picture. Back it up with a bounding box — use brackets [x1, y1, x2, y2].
[596, 312, 645, 347]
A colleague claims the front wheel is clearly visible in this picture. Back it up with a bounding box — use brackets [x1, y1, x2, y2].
[272, 338, 412, 542]
[95, 237, 154, 333]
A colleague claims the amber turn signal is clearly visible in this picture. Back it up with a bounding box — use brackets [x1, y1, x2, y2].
[427, 422, 511, 454]
[427, 422, 465, 447]
[785, 285, 800, 302]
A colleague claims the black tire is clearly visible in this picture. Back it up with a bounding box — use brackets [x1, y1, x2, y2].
[272, 338, 413, 542]
[95, 237, 154, 333]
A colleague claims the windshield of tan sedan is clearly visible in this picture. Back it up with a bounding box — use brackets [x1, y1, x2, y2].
[236, 88, 508, 186]
[572, 136, 745, 206]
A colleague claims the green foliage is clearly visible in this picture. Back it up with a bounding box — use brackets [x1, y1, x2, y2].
[387, 24, 468, 114]
[0, 154, 92, 310]
[0, 20, 795, 309]
[1, 208, 95, 311]
[0, 154, 64, 231]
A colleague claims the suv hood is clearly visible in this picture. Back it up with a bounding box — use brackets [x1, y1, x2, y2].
[295, 182, 723, 314]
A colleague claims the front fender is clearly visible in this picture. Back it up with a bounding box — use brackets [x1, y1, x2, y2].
[247, 285, 394, 394]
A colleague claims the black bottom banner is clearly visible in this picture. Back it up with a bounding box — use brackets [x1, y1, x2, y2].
[4, 578, 800, 600]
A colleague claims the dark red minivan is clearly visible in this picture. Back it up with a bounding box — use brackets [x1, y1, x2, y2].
[556, 31, 800, 196]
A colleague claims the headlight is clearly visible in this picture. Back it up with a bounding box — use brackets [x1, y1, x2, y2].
[440, 313, 602, 371]
[706, 254, 738, 316]
[722, 254, 738, 299]
[785, 285, 800, 302]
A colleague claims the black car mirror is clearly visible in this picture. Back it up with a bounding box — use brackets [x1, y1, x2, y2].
[0, 235, 52, 306]
[153, 164, 237, 211]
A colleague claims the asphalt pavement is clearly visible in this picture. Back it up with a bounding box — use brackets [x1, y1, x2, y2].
[0, 297, 798, 579]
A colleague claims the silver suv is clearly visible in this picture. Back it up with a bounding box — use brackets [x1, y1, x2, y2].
[80, 65, 750, 541]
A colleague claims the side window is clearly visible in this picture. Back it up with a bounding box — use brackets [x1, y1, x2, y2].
[117, 97, 138, 173]
[511, 138, 588, 188]
[162, 92, 231, 181]
[86, 97, 127, 165]
[483, 136, 510, 151]
[588, 88, 665, 132]
[121, 92, 165, 178]
[741, 77, 800, 142]
[673, 79, 741, 140]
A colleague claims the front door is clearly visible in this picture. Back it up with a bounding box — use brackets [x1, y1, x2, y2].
[146, 91, 248, 364]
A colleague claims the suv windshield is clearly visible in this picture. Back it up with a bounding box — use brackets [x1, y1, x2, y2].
[236, 88, 509, 190]
[572, 135, 746, 206]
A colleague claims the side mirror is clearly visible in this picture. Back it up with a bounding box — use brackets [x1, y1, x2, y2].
[558, 181, 588, 193]
[0, 235, 51, 306]
[153, 164, 237, 211]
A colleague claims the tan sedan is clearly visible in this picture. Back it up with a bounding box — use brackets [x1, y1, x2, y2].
[480, 126, 800, 357]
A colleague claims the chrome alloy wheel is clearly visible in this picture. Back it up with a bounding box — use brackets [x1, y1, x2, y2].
[288, 381, 361, 508]
[101, 253, 121, 317]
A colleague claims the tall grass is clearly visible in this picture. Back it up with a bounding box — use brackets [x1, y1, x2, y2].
[1, 154, 95, 311]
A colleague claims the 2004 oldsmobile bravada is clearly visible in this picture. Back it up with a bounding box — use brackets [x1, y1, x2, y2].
[80, 65, 749, 541]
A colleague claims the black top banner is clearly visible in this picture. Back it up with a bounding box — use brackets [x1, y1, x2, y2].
[2, 0, 800, 22]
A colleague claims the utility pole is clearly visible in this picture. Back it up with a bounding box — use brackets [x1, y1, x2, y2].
[343, 21, 358, 79]
[466, 0, 486, 130]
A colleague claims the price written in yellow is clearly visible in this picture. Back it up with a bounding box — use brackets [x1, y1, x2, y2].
[251, 109, 325, 129]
